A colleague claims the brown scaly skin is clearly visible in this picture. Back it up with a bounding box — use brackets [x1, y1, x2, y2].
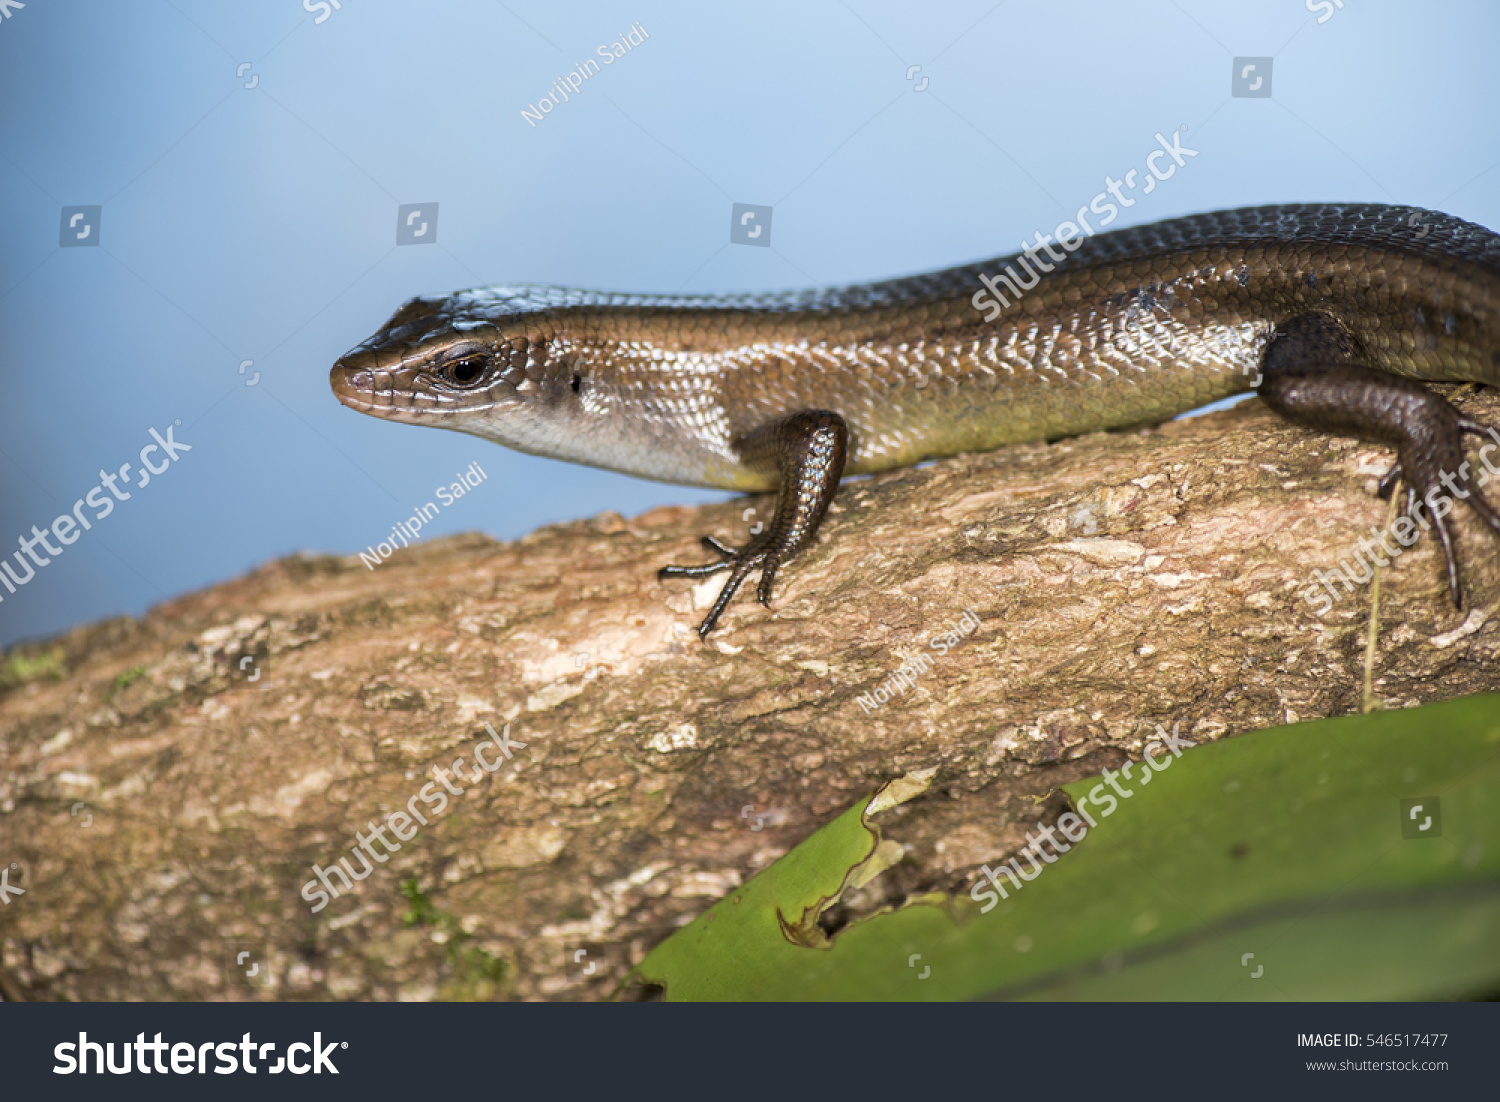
[330, 203, 1500, 637]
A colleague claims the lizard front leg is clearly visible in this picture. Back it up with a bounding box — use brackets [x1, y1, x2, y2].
[659, 410, 848, 639]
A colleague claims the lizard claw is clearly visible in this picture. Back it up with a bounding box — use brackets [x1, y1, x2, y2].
[1376, 461, 1401, 500]
[1372, 409, 1500, 609]
[660, 532, 777, 639]
[657, 536, 737, 580]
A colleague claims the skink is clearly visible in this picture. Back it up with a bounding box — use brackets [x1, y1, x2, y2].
[330, 203, 1500, 637]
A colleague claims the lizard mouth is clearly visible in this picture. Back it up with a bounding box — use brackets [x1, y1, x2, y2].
[330, 358, 439, 420]
[330, 358, 401, 416]
[330, 356, 501, 421]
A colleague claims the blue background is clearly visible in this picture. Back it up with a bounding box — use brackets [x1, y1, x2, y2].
[2, 0, 1497, 648]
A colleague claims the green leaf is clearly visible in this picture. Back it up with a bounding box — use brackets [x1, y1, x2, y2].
[627, 768, 947, 1000]
[627, 695, 1500, 1000]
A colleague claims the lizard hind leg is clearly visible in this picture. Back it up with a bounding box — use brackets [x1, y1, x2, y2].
[1258, 312, 1500, 608]
[658, 410, 849, 639]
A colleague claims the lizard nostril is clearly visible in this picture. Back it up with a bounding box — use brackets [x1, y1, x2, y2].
[330, 360, 376, 405]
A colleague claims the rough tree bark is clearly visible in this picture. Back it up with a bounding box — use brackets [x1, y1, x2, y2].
[5, 391, 1500, 1002]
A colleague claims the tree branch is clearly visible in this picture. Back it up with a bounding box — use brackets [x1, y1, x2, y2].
[6, 392, 1500, 1000]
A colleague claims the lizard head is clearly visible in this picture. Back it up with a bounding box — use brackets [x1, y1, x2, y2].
[332, 284, 741, 488]
[329, 290, 560, 431]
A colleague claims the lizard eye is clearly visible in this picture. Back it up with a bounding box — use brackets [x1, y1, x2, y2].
[444, 355, 489, 386]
